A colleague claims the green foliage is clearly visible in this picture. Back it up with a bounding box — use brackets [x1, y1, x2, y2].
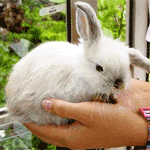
[0, 125, 57, 149]
[2, 137, 31, 150]
[22, 0, 43, 8]
[32, 134, 57, 150]
[0, 42, 20, 107]
[97, 0, 126, 41]
[6, 4, 66, 49]
[1, 136, 56, 150]
[50, 0, 66, 3]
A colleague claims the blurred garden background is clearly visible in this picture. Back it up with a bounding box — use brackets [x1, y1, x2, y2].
[0, 0, 126, 149]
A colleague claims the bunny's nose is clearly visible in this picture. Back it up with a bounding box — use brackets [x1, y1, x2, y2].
[114, 78, 123, 89]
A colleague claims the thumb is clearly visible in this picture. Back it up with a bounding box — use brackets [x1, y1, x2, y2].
[42, 98, 80, 119]
[41, 98, 96, 125]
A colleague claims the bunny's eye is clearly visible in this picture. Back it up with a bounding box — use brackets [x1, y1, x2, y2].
[96, 64, 103, 72]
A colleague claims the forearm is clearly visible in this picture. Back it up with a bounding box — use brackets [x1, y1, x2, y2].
[97, 104, 148, 148]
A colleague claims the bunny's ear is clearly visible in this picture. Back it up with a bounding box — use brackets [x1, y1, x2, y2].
[127, 48, 150, 72]
[75, 1, 102, 46]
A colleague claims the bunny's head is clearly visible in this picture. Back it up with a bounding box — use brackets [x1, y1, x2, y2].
[75, 1, 150, 102]
[75, 1, 130, 101]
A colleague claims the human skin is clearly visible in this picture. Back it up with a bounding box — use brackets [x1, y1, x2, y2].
[23, 79, 150, 149]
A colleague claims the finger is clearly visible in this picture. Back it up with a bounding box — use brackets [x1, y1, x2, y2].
[32, 133, 65, 147]
[24, 123, 65, 147]
[42, 99, 116, 126]
[23, 121, 84, 147]
[23, 123, 67, 145]
[42, 99, 94, 125]
[39, 138, 64, 147]
[25, 121, 91, 149]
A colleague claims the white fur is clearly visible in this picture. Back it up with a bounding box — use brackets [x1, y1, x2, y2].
[5, 1, 150, 125]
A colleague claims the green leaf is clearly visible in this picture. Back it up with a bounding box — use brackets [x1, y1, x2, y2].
[103, 27, 113, 38]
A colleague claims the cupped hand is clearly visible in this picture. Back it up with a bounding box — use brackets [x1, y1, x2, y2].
[24, 79, 150, 149]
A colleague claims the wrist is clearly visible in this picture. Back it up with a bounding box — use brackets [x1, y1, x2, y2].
[95, 104, 148, 148]
[120, 107, 148, 147]
[135, 116, 149, 147]
[120, 110, 148, 147]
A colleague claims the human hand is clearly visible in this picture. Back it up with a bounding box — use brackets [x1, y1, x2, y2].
[117, 78, 150, 113]
[24, 79, 149, 149]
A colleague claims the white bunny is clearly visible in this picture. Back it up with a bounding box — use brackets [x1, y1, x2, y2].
[6, 1, 150, 125]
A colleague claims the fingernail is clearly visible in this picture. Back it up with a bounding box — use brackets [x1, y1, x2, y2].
[42, 100, 52, 111]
